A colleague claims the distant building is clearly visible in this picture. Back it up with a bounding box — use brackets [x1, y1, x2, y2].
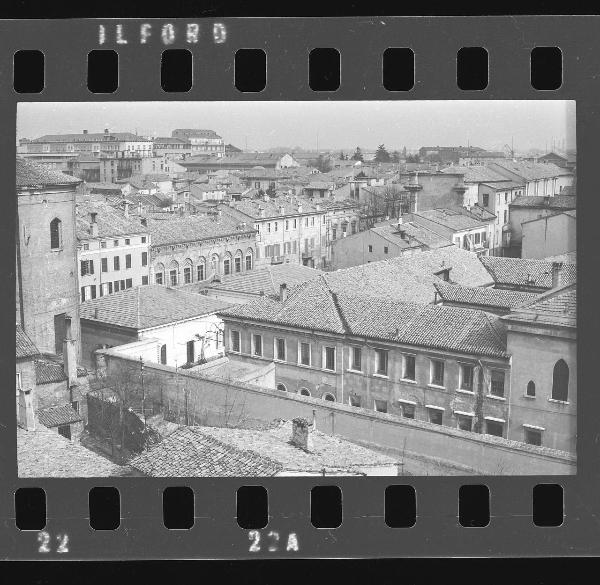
[16, 158, 83, 356]
[487, 160, 574, 197]
[521, 210, 576, 260]
[152, 136, 193, 158]
[419, 145, 485, 164]
[76, 199, 151, 301]
[80, 285, 231, 368]
[180, 152, 300, 172]
[171, 129, 225, 157]
[533, 151, 576, 171]
[221, 197, 326, 269]
[502, 283, 576, 453]
[508, 194, 576, 253]
[145, 212, 257, 284]
[331, 218, 453, 270]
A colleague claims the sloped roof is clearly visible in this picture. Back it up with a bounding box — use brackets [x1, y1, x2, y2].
[129, 427, 283, 477]
[369, 221, 453, 250]
[222, 276, 508, 358]
[413, 208, 491, 231]
[76, 200, 148, 240]
[325, 246, 495, 303]
[16, 157, 82, 188]
[509, 195, 577, 210]
[480, 257, 577, 289]
[145, 213, 256, 246]
[490, 160, 573, 180]
[434, 282, 539, 310]
[172, 129, 222, 138]
[33, 132, 151, 143]
[503, 284, 576, 328]
[35, 359, 88, 385]
[18, 425, 134, 477]
[16, 324, 39, 360]
[80, 285, 232, 330]
[441, 165, 515, 183]
[227, 197, 321, 220]
[202, 264, 324, 296]
[37, 405, 83, 428]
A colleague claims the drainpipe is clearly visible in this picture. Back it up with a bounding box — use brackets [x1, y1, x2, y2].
[506, 356, 512, 441]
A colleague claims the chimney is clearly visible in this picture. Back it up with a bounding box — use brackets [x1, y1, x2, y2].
[83, 129, 88, 134]
[290, 417, 313, 451]
[279, 205, 285, 215]
[315, 203, 321, 212]
[17, 388, 36, 431]
[104, 128, 109, 134]
[279, 283, 288, 302]
[258, 206, 266, 218]
[62, 315, 78, 387]
[90, 212, 98, 237]
[297, 203, 303, 213]
[551, 261, 563, 288]
[123, 202, 129, 218]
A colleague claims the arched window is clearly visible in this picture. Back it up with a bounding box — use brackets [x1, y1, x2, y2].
[323, 393, 335, 402]
[300, 387, 311, 397]
[245, 249, 253, 271]
[160, 344, 167, 365]
[526, 380, 536, 397]
[223, 252, 232, 276]
[234, 250, 243, 273]
[50, 218, 62, 249]
[168, 260, 179, 286]
[276, 383, 287, 392]
[197, 257, 206, 281]
[154, 263, 165, 285]
[183, 258, 193, 284]
[552, 360, 569, 401]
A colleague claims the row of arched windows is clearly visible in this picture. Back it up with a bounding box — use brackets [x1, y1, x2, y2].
[153, 249, 254, 285]
[526, 359, 569, 402]
[276, 383, 335, 401]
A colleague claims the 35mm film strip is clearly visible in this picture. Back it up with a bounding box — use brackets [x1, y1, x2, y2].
[2, 16, 599, 560]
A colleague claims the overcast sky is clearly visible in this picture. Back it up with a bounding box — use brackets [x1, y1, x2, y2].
[17, 100, 575, 153]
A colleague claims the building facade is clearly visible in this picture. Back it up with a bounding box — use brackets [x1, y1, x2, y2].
[521, 211, 576, 260]
[171, 129, 225, 157]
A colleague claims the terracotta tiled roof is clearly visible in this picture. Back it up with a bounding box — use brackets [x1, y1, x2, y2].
[16, 157, 82, 188]
[76, 199, 148, 240]
[18, 426, 134, 477]
[441, 165, 516, 183]
[480, 257, 577, 289]
[16, 324, 39, 360]
[509, 195, 576, 210]
[146, 213, 256, 246]
[434, 282, 539, 310]
[369, 221, 452, 250]
[35, 359, 88, 385]
[503, 284, 576, 328]
[489, 160, 573, 180]
[37, 405, 83, 428]
[228, 196, 321, 220]
[413, 208, 491, 231]
[222, 276, 508, 358]
[129, 427, 283, 477]
[80, 285, 232, 330]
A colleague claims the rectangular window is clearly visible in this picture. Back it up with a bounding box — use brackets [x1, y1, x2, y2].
[108, 282, 113, 294]
[120, 279, 125, 290]
[101, 258, 108, 272]
[253, 334, 262, 357]
[80, 286, 86, 302]
[101, 241, 107, 249]
[113, 256, 120, 271]
[503, 209, 508, 223]
[83, 243, 89, 251]
[324, 346, 336, 371]
[384, 246, 389, 254]
[142, 252, 148, 267]
[169, 269, 177, 286]
[125, 278, 132, 289]
[430, 359, 445, 387]
[224, 259, 231, 275]
[274, 222, 278, 232]
[184, 267, 191, 283]
[300, 342, 311, 366]
[486, 419, 504, 437]
[332, 228, 337, 240]
[141, 275, 148, 285]
[197, 264, 205, 281]
[374, 399, 388, 413]
[482, 193, 489, 207]
[402, 355, 416, 381]
[311, 217, 315, 226]
[80, 259, 94, 276]
[428, 408, 443, 425]
[275, 338, 286, 361]
[245, 255, 252, 271]
[456, 414, 473, 432]
[125, 254, 132, 269]
[186, 340, 195, 364]
[267, 223, 271, 233]
[368, 245, 373, 252]
[399, 402, 415, 419]
[293, 219, 297, 229]
[460, 364, 474, 392]
[349, 394, 361, 407]
[235, 257, 241, 273]
[155, 272, 163, 285]
[375, 349, 389, 376]
[231, 330, 241, 353]
[524, 427, 542, 446]
[125, 238, 130, 245]
[351, 347, 362, 371]
[114, 280, 120, 293]
[490, 370, 505, 397]
[474, 232, 481, 245]
[285, 220, 289, 230]
[141, 236, 146, 243]
[114, 239, 119, 247]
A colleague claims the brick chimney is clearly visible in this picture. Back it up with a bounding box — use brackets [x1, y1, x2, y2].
[290, 417, 312, 451]
[62, 315, 78, 387]
[90, 212, 98, 237]
[279, 283, 288, 302]
[123, 201, 130, 218]
[551, 261, 564, 288]
[17, 388, 36, 431]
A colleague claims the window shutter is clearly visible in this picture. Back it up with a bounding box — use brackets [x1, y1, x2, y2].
[90, 260, 94, 274]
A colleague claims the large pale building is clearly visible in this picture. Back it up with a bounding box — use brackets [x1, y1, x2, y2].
[171, 129, 225, 157]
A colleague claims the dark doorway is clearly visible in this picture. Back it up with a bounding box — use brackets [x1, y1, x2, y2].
[186, 340, 195, 364]
[58, 424, 71, 440]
